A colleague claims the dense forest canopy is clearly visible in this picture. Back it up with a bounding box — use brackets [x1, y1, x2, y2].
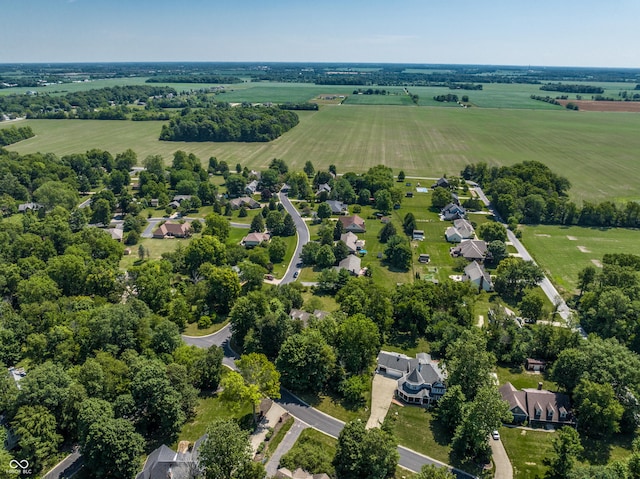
[159, 105, 299, 142]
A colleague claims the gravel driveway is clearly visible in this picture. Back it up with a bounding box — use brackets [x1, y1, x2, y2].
[366, 374, 398, 429]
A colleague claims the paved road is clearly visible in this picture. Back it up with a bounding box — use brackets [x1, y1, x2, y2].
[43, 450, 82, 479]
[471, 185, 581, 334]
[264, 419, 308, 477]
[489, 437, 513, 479]
[278, 191, 310, 284]
[182, 323, 238, 370]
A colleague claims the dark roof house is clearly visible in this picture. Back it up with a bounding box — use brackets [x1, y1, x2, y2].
[136, 436, 206, 479]
[441, 203, 466, 221]
[432, 177, 450, 189]
[326, 200, 348, 215]
[499, 382, 575, 428]
[451, 240, 488, 262]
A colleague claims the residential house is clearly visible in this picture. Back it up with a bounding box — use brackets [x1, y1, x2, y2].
[499, 382, 575, 428]
[376, 351, 446, 406]
[136, 436, 206, 479]
[337, 255, 361, 275]
[340, 232, 358, 254]
[450, 240, 488, 262]
[445, 218, 475, 243]
[338, 215, 366, 233]
[326, 200, 348, 215]
[241, 232, 270, 248]
[462, 261, 493, 292]
[245, 179, 259, 195]
[276, 468, 330, 479]
[412, 229, 425, 241]
[289, 309, 330, 326]
[525, 358, 548, 372]
[106, 228, 124, 242]
[432, 177, 450, 189]
[315, 183, 331, 196]
[153, 222, 192, 239]
[229, 196, 260, 210]
[17, 202, 44, 213]
[150, 198, 159, 207]
[441, 203, 466, 221]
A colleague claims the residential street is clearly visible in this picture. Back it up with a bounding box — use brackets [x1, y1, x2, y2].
[278, 191, 310, 284]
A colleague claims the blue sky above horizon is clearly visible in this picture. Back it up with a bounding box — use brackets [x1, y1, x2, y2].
[2, 0, 639, 68]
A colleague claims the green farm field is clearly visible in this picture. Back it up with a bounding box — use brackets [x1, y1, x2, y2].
[520, 224, 640, 294]
[5, 104, 640, 203]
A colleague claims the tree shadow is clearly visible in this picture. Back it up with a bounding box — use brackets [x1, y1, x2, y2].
[580, 432, 634, 465]
[385, 331, 419, 351]
[429, 414, 454, 447]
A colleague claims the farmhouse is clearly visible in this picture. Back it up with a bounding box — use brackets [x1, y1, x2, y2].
[229, 196, 260, 210]
[376, 351, 446, 406]
[325, 200, 348, 215]
[136, 436, 206, 479]
[338, 215, 366, 233]
[153, 222, 191, 239]
[241, 232, 270, 248]
[499, 382, 575, 428]
[462, 261, 493, 292]
[451, 240, 488, 262]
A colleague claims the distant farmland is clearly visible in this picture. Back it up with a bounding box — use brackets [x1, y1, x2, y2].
[4, 104, 640, 203]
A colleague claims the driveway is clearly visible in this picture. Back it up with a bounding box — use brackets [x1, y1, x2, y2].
[366, 374, 398, 429]
[490, 436, 513, 479]
[264, 419, 308, 477]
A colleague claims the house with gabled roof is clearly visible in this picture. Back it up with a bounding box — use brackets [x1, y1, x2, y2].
[499, 382, 575, 428]
[315, 183, 331, 196]
[376, 351, 446, 406]
[340, 232, 358, 254]
[463, 261, 493, 292]
[136, 435, 206, 479]
[338, 215, 366, 233]
[153, 222, 191, 239]
[337, 255, 361, 275]
[276, 468, 330, 479]
[441, 203, 466, 221]
[432, 177, 450, 189]
[326, 200, 348, 215]
[451, 239, 488, 262]
[241, 232, 270, 248]
[245, 179, 259, 195]
[229, 196, 260, 210]
[289, 308, 330, 326]
[445, 218, 475, 243]
[18, 202, 44, 213]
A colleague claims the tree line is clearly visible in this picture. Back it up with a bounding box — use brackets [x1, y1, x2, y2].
[145, 74, 242, 84]
[540, 83, 605, 94]
[159, 105, 299, 142]
[0, 125, 35, 146]
[462, 161, 640, 228]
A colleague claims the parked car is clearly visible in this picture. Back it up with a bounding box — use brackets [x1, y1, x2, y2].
[492, 430, 500, 440]
[293, 270, 299, 278]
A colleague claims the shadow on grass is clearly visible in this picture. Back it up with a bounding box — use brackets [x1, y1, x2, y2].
[580, 432, 634, 465]
[385, 331, 419, 351]
[428, 414, 453, 447]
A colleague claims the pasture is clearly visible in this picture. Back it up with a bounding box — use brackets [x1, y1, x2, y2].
[6, 104, 640, 203]
[520, 224, 640, 294]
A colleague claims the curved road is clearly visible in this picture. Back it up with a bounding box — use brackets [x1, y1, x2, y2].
[181, 192, 475, 477]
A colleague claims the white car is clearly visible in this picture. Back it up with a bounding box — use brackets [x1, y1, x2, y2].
[492, 430, 500, 440]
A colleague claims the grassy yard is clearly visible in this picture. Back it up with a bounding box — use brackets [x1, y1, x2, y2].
[296, 377, 372, 424]
[265, 416, 294, 460]
[7, 104, 640, 203]
[520, 224, 640, 295]
[387, 404, 452, 465]
[501, 427, 554, 479]
[495, 365, 558, 391]
[119, 235, 194, 270]
[182, 318, 229, 337]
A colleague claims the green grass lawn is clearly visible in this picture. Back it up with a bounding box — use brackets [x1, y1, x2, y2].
[301, 291, 339, 313]
[296, 379, 372, 424]
[271, 234, 297, 280]
[281, 428, 337, 476]
[387, 404, 452, 465]
[265, 416, 294, 459]
[7, 104, 640, 203]
[119, 235, 194, 270]
[520, 224, 640, 295]
[501, 427, 554, 479]
[496, 365, 558, 391]
[182, 318, 229, 337]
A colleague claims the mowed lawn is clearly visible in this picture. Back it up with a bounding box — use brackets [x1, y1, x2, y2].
[520, 224, 640, 294]
[6, 105, 640, 203]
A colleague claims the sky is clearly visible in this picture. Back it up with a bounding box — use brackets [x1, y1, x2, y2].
[1, 0, 639, 67]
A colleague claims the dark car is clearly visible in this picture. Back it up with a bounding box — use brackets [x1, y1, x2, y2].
[293, 270, 299, 278]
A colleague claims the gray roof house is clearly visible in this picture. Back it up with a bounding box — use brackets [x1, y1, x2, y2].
[451, 240, 488, 262]
[463, 261, 493, 292]
[337, 255, 361, 275]
[441, 203, 466, 221]
[432, 177, 450, 189]
[18, 202, 44, 213]
[289, 309, 330, 326]
[445, 219, 475, 243]
[315, 183, 331, 195]
[326, 200, 348, 215]
[136, 435, 206, 479]
[499, 382, 575, 428]
[340, 232, 358, 254]
[276, 468, 330, 479]
[229, 196, 261, 210]
[245, 179, 259, 195]
[376, 351, 446, 406]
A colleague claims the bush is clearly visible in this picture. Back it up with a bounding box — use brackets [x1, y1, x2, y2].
[198, 316, 212, 329]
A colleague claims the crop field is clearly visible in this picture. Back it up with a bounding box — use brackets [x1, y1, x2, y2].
[520, 224, 640, 294]
[6, 104, 640, 203]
